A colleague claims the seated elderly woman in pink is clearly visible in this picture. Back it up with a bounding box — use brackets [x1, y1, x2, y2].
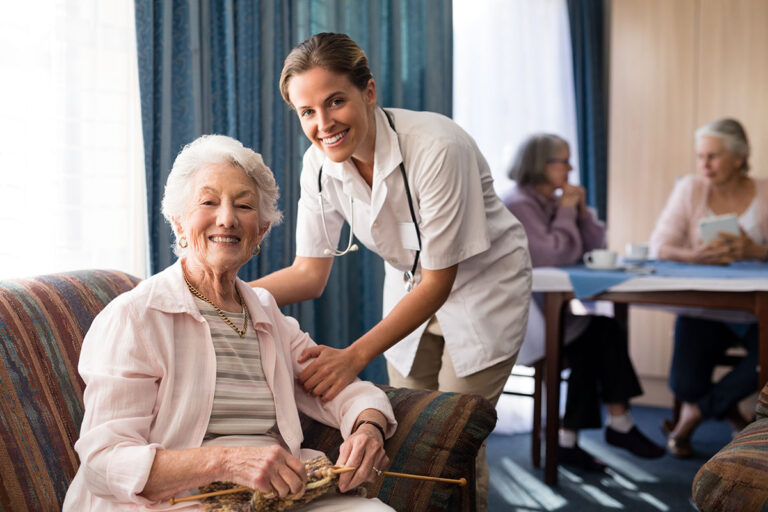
[63, 135, 396, 511]
[504, 134, 663, 472]
[650, 118, 768, 457]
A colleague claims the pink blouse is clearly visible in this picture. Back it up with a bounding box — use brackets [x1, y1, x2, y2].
[649, 174, 768, 257]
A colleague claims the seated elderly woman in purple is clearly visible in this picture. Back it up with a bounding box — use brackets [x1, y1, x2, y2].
[63, 135, 396, 511]
[503, 133, 663, 471]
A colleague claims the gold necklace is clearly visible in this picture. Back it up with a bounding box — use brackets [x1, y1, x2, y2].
[183, 273, 249, 338]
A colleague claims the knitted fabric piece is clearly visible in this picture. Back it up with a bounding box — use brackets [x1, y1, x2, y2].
[200, 456, 338, 512]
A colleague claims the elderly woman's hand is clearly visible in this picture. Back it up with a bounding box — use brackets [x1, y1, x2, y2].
[691, 241, 735, 265]
[222, 445, 307, 498]
[560, 184, 583, 208]
[297, 345, 364, 401]
[335, 421, 389, 493]
[715, 228, 767, 261]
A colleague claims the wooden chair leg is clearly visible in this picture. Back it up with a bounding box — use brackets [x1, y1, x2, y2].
[532, 360, 543, 468]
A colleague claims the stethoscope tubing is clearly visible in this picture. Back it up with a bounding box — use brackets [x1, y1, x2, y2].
[316, 108, 421, 290]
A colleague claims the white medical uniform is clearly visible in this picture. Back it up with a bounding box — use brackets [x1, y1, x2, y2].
[295, 107, 531, 378]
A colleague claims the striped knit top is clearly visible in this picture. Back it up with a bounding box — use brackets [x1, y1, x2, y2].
[192, 295, 278, 446]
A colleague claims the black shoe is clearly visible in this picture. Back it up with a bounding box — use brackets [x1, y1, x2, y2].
[558, 444, 607, 472]
[605, 426, 665, 459]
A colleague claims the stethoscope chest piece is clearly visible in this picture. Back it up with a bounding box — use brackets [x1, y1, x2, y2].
[403, 270, 415, 292]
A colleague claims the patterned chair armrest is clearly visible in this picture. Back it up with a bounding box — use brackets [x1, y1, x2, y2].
[300, 386, 497, 512]
[692, 417, 768, 511]
[756, 381, 768, 420]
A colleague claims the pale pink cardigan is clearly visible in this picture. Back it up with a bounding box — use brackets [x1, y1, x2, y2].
[649, 174, 768, 257]
[63, 261, 396, 511]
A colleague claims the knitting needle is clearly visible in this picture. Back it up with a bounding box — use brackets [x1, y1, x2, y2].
[331, 466, 467, 486]
[169, 467, 356, 505]
[169, 465, 466, 505]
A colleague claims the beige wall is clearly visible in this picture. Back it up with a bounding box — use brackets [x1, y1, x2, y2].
[608, 0, 768, 405]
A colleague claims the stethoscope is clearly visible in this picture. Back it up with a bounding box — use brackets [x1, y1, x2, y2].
[317, 108, 422, 292]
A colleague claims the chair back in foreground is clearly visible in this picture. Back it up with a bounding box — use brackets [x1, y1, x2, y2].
[0, 270, 141, 511]
[692, 381, 768, 511]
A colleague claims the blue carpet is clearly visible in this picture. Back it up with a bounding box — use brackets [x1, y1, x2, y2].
[486, 405, 736, 511]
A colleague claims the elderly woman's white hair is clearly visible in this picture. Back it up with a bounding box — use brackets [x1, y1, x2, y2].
[507, 133, 569, 187]
[695, 118, 750, 174]
[161, 134, 283, 256]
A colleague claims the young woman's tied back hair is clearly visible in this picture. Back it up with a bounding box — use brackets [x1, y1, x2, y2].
[279, 32, 373, 106]
[507, 133, 569, 187]
[695, 118, 750, 174]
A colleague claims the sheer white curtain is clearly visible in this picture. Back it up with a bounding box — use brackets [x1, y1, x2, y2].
[453, 0, 579, 434]
[453, 0, 580, 200]
[0, 0, 147, 280]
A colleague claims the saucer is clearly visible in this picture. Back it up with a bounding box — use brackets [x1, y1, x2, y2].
[585, 262, 625, 271]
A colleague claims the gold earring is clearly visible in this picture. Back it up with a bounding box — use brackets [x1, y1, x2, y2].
[253, 244, 261, 256]
[178, 236, 188, 249]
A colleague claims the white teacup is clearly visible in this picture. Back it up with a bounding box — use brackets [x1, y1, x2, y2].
[625, 242, 649, 260]
[583, 249, 618, 269]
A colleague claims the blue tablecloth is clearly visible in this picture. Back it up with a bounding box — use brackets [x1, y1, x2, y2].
[562, 260, 768, 299]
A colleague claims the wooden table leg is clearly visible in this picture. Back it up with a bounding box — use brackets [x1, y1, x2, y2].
[532, 360, 543, 468]
[757, 292, 768, 389]
[544, 292, 568, 485]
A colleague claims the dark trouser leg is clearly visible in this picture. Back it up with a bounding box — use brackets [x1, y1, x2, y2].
[697, 323, 759, 419]
[563, 318, 606, 430]
[562, 315, 643, 430]
[592, 316, 643, 405]
[669, 316, 732, 403]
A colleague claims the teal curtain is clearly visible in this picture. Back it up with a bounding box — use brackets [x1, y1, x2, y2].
[134, 0, 452, 383]
[567, 0, 608, 221]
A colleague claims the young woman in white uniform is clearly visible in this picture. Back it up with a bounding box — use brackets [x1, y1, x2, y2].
[252, 33, 531, 510]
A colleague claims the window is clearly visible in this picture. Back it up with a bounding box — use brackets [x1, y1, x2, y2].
[0, 0, 146, 279]
[453, 0, 580, 199]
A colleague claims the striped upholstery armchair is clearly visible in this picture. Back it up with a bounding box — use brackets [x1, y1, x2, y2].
[0, 270, 496, 512]
[692, 381, 768, 511]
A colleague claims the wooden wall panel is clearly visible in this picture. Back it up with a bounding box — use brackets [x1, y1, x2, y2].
[697, 0, 768, 178]
[608, 0, 697, 252]
[608, 0, 768, 404]
[608, 0, 696, 381]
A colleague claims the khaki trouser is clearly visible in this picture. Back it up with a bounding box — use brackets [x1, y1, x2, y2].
[387, 331, 517, 512]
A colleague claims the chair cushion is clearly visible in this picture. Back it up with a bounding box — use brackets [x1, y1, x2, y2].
[692, 417, 768, 511]
[301, 386, 497, 511]
[0, 270, 140, 511]
[756, 381, 768, 420]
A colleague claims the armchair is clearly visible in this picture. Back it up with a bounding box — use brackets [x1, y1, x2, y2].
[0, 270, 496, 511]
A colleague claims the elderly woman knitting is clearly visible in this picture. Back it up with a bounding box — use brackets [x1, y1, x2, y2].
[63, 135, 396, 511]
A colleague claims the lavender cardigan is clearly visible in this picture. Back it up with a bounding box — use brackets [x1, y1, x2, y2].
[503, 185, 606, 365]
[503, 185, 605, 267]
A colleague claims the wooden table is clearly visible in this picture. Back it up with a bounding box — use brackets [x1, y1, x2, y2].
[533, 268, 768, 485]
